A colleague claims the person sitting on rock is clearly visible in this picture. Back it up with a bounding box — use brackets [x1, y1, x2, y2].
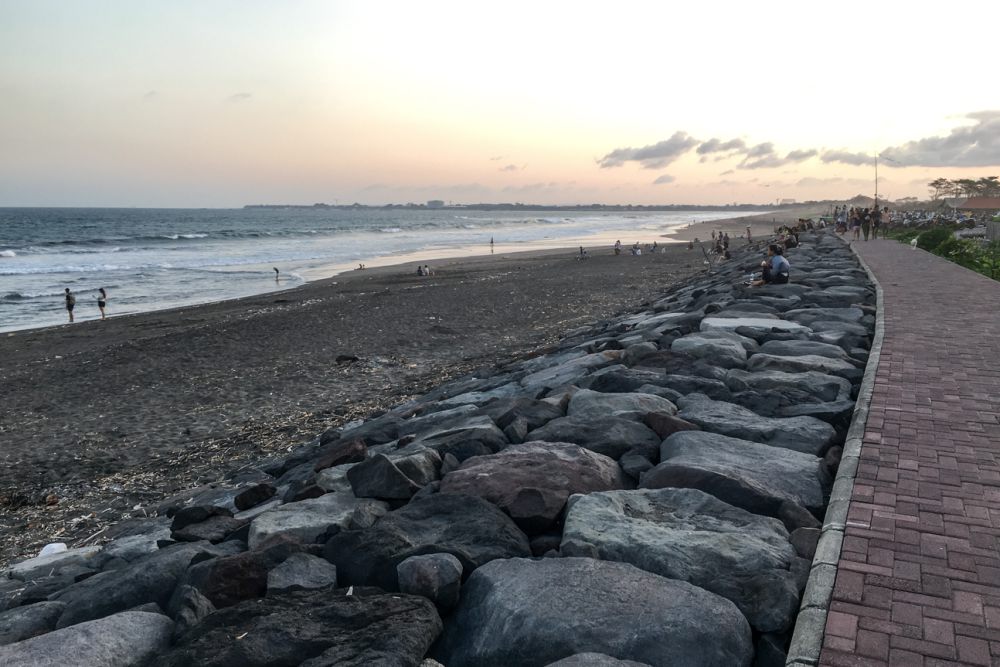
[751, 244, 790, 286]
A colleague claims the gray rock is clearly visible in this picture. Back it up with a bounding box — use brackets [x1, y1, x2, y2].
[434, 557, 753, 667]
[314, 462, 358, 493]
[410, 415, 509, 460]
[397, 553, 463, 610]
[677, 393, 835, 455]
[747, 353, 860, 380]
[519, 351, 623, 391]
[4, 546, 102, 582]
[622, 342, 659, 366]
[783, 307, 864, 325]
[0, 611, 171, 666]
[397, 404, 481, 438]
[619, 452, 654, 480]
[561, 488, 800, 632]
[324, 493, 530, 590]
[168, 585, 215, 639]
[790, 527, 821, 560]
[348, 454, 423, 500]
[389, 446, 442, 486]
[52, 542, 216, 629]
[546, 654, 651, 667]
[477, 397, 564, 432]
[248, 491, 388, 550]
[775, 401, 858, 424]
[155, 588, 442, 667]
[0, 601, 65, 646]
[439, 442, 629, 533]
[701, 317, 809, 335]
[670, 332, 754, 368]
[567, 389, 677, 421]
[758, 339, 851, 360]
[725, 369, 852, 404]
[526, 414, 661, 461]
[642, 430, 827, 516]
[659, 373, 732, 400]
[267, 553, 339, 593]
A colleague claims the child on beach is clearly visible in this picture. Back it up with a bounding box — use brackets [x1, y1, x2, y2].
[96, 288, 107, 320]
[64, 288, 75, 322]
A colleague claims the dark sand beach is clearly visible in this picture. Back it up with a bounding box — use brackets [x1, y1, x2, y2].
[0, 209, 819, 566]
[0, 241, 714, 566]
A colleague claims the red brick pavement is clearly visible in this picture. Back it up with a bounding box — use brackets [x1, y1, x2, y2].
[819, 240, 1000, 667]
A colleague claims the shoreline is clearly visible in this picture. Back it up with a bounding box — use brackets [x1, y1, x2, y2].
[4, 211, 778, 337]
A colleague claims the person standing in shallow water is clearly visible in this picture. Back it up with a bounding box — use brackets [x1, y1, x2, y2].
[96, 287, 107, 320]
[64, 288, 75, 322]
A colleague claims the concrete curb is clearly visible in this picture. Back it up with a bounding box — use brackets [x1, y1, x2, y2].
[785, 237, 885, 666]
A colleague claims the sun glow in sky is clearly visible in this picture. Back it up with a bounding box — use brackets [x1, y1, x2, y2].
[2, 0, 999, 207]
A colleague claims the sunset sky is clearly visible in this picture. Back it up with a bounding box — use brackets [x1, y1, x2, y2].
[2, 1, 999, 207]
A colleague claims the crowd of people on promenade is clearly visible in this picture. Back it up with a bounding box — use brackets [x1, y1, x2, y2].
[833, 205, 889, 241]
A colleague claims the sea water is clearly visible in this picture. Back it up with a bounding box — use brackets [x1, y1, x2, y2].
[0, 207, 749, 332]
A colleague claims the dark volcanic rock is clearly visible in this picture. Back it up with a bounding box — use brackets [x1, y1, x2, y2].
[52, 542, 216, 629]
[561, 488, 800, 632]
[323, 494, 530, 590]
[677, 393, 835, 455]
[348, 454, 423, 500]
[312, 439, 368, 472]
[478, 397, 564, 432]
[170, 505, 232, 532]
[172, 515, 247, 543]
[438, 442, 629, 533]
[396, 553, 463, 610]
[233, 483, 277, 511]
[526, 415, 661, 461]
[642, 412, 700, 440]
[566, 389, 677, 421]
[267, 553, 339, 593]
[0, 611, 172, 667]
[153, 588, 442, 667]
[434, 557, 753, 667]
[641, 431, 827, 517]
[0, 601, 65, 646]
[546, 654, 650, 667]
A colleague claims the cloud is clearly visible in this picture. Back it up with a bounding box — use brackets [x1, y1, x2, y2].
[880, 111, 1000, 167]
[501, 182, 560, 193]
[720, 169, 735, 176]
[652, 174, 675, 185]
[820, 150, 875, 166]
[598, 131, 699, 169]
[697, 138, 746, 155]
[226, 92, 253, 103]
[741, 147, 818, 170]
[745, 142, 775, 159]
[499, 164, 524, 172]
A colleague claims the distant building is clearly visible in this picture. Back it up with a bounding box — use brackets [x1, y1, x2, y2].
[953, 197, 1000, 213]
[426, 200, 445, 209]
[780, 198, 797, 205]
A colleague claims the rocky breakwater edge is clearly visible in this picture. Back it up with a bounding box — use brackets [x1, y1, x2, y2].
[0, 231, 875, 667]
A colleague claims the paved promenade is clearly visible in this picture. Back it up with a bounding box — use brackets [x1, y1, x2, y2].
[820, 240, 1000, 666]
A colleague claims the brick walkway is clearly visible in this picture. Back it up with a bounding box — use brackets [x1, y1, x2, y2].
[820, 240, 1000, 666]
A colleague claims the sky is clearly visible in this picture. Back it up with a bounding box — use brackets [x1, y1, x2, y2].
[1, 0, 999, 207]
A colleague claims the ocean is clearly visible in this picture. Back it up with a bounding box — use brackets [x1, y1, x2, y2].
[0, 207, 750, 332]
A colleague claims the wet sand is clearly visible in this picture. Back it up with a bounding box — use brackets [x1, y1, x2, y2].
[0, 242, 716, 566]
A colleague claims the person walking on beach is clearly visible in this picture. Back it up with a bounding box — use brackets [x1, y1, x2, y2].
[746, 225, 752, 243]
[861, 208, 871, 241]
[96, 287, 107, 320]
[871, 208, 882, 240]
[273, 267, 280, 282]
[64, 288, 75, 323]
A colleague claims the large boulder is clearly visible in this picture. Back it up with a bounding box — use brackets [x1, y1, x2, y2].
[670, 332, 755, 369]
[247, 491, 388, 549]
[676, 393, 835, 455]
[267, 553, 339, 594]
[546, 655, 650, 667]
[409, 416, 509, 461]
[397, 553, 463, 610]
[51, 542, 217, 629]
[561, 488, 800, 633]
[438, 442, 629, 533]
[746, 353, 860, 380]
[700, 317, 809, 335]
[323, 494, 530, 590]
[434, 557, 753, 667]
[154, 588, 441, 667]
[4, 547, 102, 582]
[758, 339, 851, 360]
[520, 351, 623, 392]
[477, 397, 564, 432]
[567, 389, 677, 421]
[0, 601, 65, 646]
[725, 369, 852, 405]
[526, 415, 661, 461]
[783, 307, 864, 325]
[642, 431, 827, 517]
[0, 611, 171, 666]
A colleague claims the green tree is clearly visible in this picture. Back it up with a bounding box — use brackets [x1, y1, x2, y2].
[928, 177, 950, 200]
